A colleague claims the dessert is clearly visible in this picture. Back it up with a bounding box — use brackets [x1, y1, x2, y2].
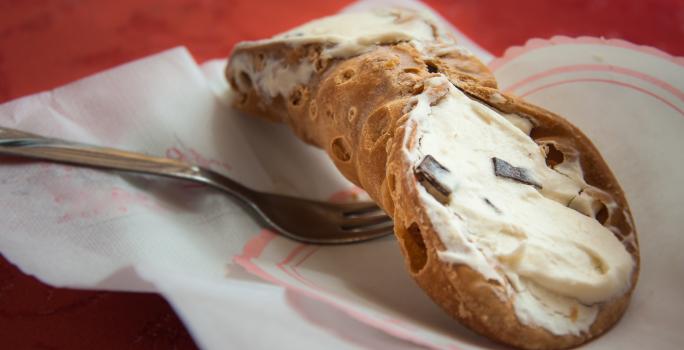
[225, 8, 639, 349]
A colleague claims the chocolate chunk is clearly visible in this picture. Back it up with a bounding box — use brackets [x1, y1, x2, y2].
[492, 157, 542, 189]
[483, 197, 502, 214]
[415, 155, 452, 204]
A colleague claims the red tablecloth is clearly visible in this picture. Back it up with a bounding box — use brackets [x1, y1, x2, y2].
[1, 0, 682, 348]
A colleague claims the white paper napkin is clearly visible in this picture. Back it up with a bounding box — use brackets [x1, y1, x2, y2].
[2, 1, 683, 349]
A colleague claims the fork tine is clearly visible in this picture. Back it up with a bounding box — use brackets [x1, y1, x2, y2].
[338, 201, 384, 217]
[342, 221, 395, 235]
[340, 212, 392, 229]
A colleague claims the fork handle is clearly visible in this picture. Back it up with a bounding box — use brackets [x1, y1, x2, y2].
[0, 126, 256, 200]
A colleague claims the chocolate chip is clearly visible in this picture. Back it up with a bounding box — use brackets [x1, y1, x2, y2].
[426, 61, 439, 73]
[483, 197, 502, 214]
[492, 157, 542, 189]
[415, 155, 452, 204]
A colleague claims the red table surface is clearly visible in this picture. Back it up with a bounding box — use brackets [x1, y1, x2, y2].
[0, 0, 682, 348]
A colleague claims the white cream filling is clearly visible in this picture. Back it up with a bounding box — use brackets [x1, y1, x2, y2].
[236, 9, 447, 59]
[404, 77, 634, 335]
[230, 52, 314, 101]
[230, 9, 456, 102]
[502, 113, 534, 135]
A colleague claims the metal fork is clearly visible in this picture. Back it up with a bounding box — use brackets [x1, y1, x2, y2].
[0, 127, 393, 244]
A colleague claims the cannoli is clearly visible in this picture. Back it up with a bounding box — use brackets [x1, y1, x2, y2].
[225, 9, 639, 349]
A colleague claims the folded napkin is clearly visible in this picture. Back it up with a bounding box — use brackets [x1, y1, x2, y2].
[1, 0, 683, 349]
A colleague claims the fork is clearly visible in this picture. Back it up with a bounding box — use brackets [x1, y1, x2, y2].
[0, 127, 393, 244]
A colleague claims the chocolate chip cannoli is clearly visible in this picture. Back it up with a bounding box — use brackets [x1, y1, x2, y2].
[226, 9, 639, 349]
